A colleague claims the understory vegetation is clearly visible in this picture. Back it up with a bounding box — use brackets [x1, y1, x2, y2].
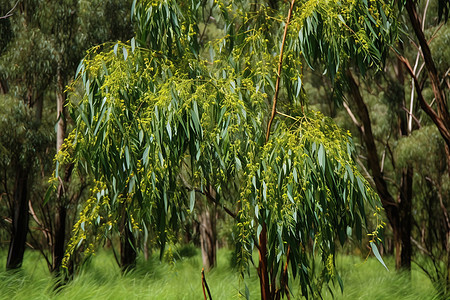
[0, 248, 438, 300]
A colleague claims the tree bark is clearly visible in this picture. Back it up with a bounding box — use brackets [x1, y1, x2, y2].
[399, 167, 413, 271]
[50, 68, 78, 278]
[51, 69, 70, 275]
[6, 166, 30, 269]
[199, 204, 217, 270]
[258, 222, 271, 300]
[199, 187, 217, 270]
[56, 70, 66, 152]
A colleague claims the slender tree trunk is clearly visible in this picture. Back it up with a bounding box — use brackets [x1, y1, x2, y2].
[6, 166, 30, 269]
[120, 221, 137, 272]
[199, 186, 217, 270]
[345, 69, 413, 270]
[52, 205, 67, 272]
[0, 76, 8, 94]
[399, 168, 413, 271]
[258, 222, 271, 300]
[199, 203, 217, 270]
[52, 69, 71, 275]
[56, 70, 66, 152]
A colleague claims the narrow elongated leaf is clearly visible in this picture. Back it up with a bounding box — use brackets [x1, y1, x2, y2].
[123, 47, 128, 60]
[370, 242, 389, 271]
[189, 190, 195, 212]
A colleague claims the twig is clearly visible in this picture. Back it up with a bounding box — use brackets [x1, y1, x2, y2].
[201, 268, 212, 300]
[343, 101, 363, 132]
[0, 0, 19, 19]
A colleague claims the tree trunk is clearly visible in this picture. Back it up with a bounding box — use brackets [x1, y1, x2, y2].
[258, 222, 272, 300]
[52, 203, 67, 272]
[56, 70, 66, 152]
[345, 69, 413, 270]
[198, 191, 217, 270]
[120, 222, 137, 272]
[51, 69, 73, 276]
[6, 166, 30, 269]
[0, 76, 8, 94]
[399, 167, 413, 271]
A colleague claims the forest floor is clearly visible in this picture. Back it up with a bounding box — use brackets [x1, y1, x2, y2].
[0, 247, 438, 299]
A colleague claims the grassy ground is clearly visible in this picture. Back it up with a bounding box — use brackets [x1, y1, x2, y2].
[0, 248, 439, 299]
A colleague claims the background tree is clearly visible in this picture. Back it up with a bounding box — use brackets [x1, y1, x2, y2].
[0, 0, 133, 273]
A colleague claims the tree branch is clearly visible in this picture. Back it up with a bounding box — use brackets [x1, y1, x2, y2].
[266, 0, 295, 142]
[0, 0, 19, 19]
[396, 53, 450, 149]
[405, 0, 450, 147]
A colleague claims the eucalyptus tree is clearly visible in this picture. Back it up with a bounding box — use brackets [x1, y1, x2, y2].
[57, 0, 396, 298]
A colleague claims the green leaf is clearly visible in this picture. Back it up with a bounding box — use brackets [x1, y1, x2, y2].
[123, 47, 128, 61]
[189, 190, 195, 212]
[318, 144, 325, 170]
[166, 122, 172, 140]
[131, 37, 136, 53]
[345, 165, 354, 183]
[370, 242, 389, 271]
[143, 146, 150, 166]
[356, 176, 366, 199]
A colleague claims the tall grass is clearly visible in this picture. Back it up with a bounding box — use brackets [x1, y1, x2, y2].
[0, 248, 438, 299]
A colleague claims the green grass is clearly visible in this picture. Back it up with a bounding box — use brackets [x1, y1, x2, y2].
[0, 248, 439, 299]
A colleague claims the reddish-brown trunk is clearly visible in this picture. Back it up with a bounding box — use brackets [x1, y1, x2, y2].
[258, 223, 271, 300]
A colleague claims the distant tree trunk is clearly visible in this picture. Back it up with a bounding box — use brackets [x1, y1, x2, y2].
[52, 69, 72, 275]
[346, 69, 413, 270]
[56, 70, 66, 152]
[0, 76, 8, 94]
[198, 199, 217, 270]
[120, 220, 137, 272]
[6, 166, 30, 269]
[399, 168, 413, 270]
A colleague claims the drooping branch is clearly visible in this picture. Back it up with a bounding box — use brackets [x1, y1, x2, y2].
[261, 2, 296, 299]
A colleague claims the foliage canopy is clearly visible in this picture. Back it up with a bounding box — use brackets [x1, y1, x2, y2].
[52, 0, 396, 297]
